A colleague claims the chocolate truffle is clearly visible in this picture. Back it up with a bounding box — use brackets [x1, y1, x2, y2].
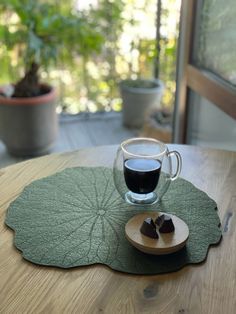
[155, 214, 175, 233]
[155, 214, 165, 227]
[140, 217, 159, 239]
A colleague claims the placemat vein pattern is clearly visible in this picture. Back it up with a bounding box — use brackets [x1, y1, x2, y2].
[5, 167, 221, 274]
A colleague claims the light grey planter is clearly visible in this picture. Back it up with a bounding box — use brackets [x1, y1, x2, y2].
[120, 79, 164, 128]
[0, 84, 58, 157]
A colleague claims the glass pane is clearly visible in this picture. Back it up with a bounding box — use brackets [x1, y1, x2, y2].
[187, 90, 236, 151]
[195, 0, 236, 86]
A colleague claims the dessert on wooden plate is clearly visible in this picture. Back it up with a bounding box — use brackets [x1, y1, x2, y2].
[125, 212, 189, 255]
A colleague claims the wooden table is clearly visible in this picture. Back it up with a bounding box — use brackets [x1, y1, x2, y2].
[0, 145, 235, 314]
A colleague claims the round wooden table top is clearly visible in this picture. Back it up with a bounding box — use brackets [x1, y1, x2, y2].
[0, 144, 235, 314]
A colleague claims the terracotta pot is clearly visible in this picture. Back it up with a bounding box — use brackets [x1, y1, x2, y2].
[0, 84, 58, 157]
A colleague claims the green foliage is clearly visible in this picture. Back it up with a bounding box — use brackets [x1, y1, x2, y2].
[0, 0, 104, 79]
[0, 0, 180, 111]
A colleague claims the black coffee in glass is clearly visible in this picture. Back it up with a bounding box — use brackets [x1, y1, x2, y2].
[124, 158, 161, 194]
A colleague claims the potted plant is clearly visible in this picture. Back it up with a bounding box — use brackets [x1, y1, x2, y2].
[0, 0, 103, 156]
[120, 78, 164, 128]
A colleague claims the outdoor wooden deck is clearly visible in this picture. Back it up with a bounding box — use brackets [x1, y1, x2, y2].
[0, 112, 138, 168]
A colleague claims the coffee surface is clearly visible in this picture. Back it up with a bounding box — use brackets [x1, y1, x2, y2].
[124, 158, 161, 194]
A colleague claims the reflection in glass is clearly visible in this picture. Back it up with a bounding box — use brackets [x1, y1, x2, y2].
[195, 0, 236, 85]
[187, 90, 236, 151]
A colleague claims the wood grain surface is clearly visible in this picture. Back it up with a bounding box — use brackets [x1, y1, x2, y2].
[0, 144, 236, 314]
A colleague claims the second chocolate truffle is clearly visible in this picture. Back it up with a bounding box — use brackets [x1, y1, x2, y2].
[155, 214, 175, 233]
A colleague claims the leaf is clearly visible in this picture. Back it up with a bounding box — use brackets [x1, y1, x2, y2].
[0, 0, 104, 72]
[5, 167, 221, 274]
[28, 31, 42, 51]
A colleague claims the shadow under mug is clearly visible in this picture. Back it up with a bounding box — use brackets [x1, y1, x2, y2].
[113, 138, 182, 205]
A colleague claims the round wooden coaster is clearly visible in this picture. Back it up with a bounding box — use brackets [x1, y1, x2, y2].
[125, 212, 189, 255]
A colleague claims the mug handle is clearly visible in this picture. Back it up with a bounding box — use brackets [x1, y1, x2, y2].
[167, 151, 182, 181]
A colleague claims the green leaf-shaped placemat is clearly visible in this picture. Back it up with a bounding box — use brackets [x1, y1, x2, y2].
[5, 167, 221, 275]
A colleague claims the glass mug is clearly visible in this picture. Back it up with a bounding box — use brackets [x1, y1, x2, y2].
[113, 138, 182, 205]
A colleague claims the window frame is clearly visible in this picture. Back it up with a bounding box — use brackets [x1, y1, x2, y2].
[173, 0, 236, 143]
